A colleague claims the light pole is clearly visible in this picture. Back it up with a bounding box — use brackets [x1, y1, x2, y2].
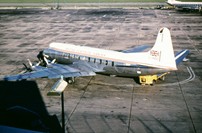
[47, 77, 68, 133]
[61, 92, 65, 133]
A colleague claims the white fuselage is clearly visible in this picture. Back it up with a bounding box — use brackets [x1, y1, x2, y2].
[167, 0, 202, 10]
[44, 43, 169, 77]
[48, 42, 176, 70]
[44, 28, 178, 77]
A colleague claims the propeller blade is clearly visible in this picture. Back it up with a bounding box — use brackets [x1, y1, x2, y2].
[23, 63, 29, 70]
[27, 59, 33, 67]
[44, 54, 49, 58]
[23, 62, 32, 72]
[43, 56, 49, 66]
[51, 59, 56, 64]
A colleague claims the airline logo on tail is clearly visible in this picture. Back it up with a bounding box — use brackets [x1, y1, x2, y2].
[150, 50, 161, 61]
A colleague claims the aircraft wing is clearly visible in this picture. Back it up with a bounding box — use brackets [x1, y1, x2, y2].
[3, 63, 96, 81]
[122, 45, 151, 53]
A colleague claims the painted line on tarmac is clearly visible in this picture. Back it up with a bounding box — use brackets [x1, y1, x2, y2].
[158, 67, 195, 87]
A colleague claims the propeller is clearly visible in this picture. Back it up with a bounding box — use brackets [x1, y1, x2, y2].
[22, 63, 32, 72]
[43, 54, 56, 67]
[43, 55, 49, 66]
[37, 51, 49, 67]
[37, 50, 56, 67]
[21, 59, 35, 73]
[21, 49, 57, 73]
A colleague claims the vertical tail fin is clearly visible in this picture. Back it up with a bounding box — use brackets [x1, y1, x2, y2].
[148, 27, 177, 70]
[126, 27, 177, 70]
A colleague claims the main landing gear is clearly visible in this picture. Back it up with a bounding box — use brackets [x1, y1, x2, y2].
[66, 77, 75, 84]
[139, 72, 169, 85]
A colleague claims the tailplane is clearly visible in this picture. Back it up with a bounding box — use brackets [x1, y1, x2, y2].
[175, 49, 189, 65]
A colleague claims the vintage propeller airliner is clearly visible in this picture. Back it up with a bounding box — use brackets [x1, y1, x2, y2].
[4, 27, 189, 89]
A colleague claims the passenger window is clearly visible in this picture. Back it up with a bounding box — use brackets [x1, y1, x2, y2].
[96, 59, 100, 64]
[106, 60, 108, 65]
[112, 61, 114, 66]
[70, 54, 74, 58]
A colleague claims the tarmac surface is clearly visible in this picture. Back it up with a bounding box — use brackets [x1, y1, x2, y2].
[0, 7, 202, 133]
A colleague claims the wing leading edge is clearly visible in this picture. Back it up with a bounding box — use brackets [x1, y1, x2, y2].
[4, 63, 96, 81]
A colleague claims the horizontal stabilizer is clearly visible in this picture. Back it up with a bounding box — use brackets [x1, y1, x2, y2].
[175, 49, 189, 65]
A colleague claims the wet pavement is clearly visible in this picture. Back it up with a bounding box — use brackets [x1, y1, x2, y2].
[0, 8, 202, 133]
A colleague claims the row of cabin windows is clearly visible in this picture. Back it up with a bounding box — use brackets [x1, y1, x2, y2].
[63, 52, 115, 66]
[177, 4, 201, 7]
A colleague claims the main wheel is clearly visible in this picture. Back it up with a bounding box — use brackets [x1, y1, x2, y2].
[66, 77, 75, 84]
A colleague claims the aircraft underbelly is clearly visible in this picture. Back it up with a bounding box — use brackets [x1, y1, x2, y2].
[103, 66, 168, 77]
[48, 53, 169, 77]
